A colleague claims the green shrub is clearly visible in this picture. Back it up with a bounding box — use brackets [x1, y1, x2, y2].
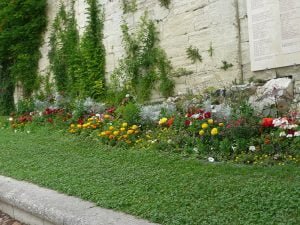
[116, 102, 141, 125]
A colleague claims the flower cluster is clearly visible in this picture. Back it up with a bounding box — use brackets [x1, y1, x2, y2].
[98, 123, 140, 145]
[198, 119, 224, 137]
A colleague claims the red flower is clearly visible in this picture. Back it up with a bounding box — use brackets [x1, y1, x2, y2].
[185, 120, 192, 126]
[106, 107, 116, 114]
[166, 117, 174, 127]
[47, 118, 53, 123]
[262, 118, 274, 127]
[204, 112, 211, 118]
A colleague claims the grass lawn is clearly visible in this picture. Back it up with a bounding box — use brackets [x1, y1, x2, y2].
[0, 127, 299, 225]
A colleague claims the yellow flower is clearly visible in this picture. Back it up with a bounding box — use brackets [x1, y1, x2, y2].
[69, 129, 76, 133]
[199, 130, 205, 136]
[122, 123, 128, 128]
[77, 124, 82, 129]
[208, 119, 214, 124]
[202, 123, 208, 129]
[99, 131, 106, 137]
[218, 123, 224, 127]
[159, 117, 168, 125]
[211, 128, 218, 136]
[120, 127, 126, 132]
[109, 126, 114, 131]
[131, 125, 138, 130]
[113, 131, 120, 136]
[70, 124, 75, 128]
[127, 129, 134, 135]
[105, 130, 112, 136]
[123, 135, 128, 139]
[104, 114, 110, 119]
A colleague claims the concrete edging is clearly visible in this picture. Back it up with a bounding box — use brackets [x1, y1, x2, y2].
[0, 175, 159, 225]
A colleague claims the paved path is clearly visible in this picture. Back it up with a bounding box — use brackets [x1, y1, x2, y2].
[0, 211, 25, 225]
[0, 175, 159, 225]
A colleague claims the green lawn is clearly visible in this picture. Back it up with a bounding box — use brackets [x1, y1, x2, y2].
[0, 127, 299, 225]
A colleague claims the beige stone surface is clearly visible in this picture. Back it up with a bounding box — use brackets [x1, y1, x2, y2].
[31, 0, 300, 104]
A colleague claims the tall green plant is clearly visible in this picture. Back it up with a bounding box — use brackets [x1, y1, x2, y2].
[0, 0, 47, 114]
[49, 0, 106, 100]
[112, 13, 174, 103]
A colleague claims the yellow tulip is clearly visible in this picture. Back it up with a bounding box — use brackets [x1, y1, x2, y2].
[127, 129, 134, 135]
[202, 123, 208, 129]
[113, 131, 120, 136]
[199, 130, 205, 136]
[104, 114, 110, 119]
[211, 128, 218, 136]
[131, 125, 138, 130]
[159, 118, 168, 125]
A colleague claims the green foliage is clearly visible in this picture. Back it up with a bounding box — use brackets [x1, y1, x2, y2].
[208, 42, 214, 57]
[122, 0, 137, 14]
[158, 0, 171, 9]
[112, 13, 174, 103]
[16, 98, 35, 115]
[116, 102, 141, 124]
[0, 0, 47, 114]
[186, 46, 202, 63]
[49, 0, 106, 100]
[221, 60, 233, 71]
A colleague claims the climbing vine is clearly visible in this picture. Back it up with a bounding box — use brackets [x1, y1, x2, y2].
[158, 0, 171, 9]
[0, 0, 47, 114]
[49, 0, 106, 100]
[111, 13, 174, 103]
[122, 0, 137, 14]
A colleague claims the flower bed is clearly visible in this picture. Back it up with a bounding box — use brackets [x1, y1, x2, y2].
[3, 93, 300, 166]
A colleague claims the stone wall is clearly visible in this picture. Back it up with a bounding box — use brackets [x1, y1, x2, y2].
[37, 0, 300, 101]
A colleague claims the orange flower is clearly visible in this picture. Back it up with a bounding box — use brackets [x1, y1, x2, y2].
[166, 117, 175, 127]
[262, 118, 274, 128]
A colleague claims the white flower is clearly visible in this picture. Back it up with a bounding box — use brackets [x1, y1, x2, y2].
[167, 139, 172, 144]
[39, 111, 43, 116]
[29, 112, 34, 116]
[125, 94, 130, 98]
[279, 132, 286, 137]
[249, 146, 256, 152]
[8, 117, 13, 121]
[191, 113, 201, 119]
[193, 147, 199, 153]
[95, 113, 101, 118]
[231, 145, 237, 151]
[294, 131, 300, 137]
[26, 131, 31, 134]
[208, 157, 215, 163]
[287, 124, 298, 129]
[286, 134, 293, 138]
[14, 130, 17, 133]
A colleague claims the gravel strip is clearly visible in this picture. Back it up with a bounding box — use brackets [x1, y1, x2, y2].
[0, 211, 26, 225]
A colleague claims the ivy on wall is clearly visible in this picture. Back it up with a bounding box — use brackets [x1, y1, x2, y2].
[49, 0, 106, 100]
[0, 0, 47, 115]
[111, 13, 174, 103]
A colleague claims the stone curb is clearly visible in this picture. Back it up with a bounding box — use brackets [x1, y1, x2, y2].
[0, 175, 159, 225]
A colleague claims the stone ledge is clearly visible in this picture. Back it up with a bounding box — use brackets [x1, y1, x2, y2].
[0, 175, 159, 225]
